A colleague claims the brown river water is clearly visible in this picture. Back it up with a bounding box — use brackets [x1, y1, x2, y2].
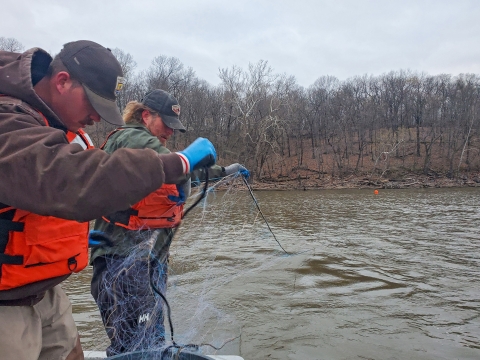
[64, 187, 480, 360]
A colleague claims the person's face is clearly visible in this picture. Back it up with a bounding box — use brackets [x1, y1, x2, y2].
[50, 72, 101, 132]
[142, 111, 174, 146]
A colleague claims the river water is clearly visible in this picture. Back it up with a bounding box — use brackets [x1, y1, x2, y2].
[64, 187, 480, 360]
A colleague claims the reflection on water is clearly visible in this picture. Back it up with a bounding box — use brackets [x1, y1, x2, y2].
[64, 187, 480, 359]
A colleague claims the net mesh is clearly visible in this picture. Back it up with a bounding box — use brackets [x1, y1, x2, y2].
[92, 173, 290, 357]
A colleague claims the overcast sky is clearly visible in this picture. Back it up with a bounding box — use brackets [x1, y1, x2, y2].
[2, 0, 479, 87]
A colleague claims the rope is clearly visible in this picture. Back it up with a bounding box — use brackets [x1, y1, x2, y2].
[149, 167, 210, 346]
[242, 176, 289, 254]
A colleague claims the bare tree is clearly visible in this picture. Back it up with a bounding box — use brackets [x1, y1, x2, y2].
[146, 55, 185, 93]
[0, 37, 24, 52]
[219, 60, 283, 177]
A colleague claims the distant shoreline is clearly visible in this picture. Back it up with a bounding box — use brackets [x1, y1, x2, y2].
[243, 173, 480, 191]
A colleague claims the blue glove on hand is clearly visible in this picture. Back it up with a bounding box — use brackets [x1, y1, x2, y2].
[167, 184, 186, 205]
[224, 163, 250, 179]
[177, 137, 217, 172]
[88, 230, 114, 248]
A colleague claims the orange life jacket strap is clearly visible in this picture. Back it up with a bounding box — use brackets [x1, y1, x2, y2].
[0, 210, 24, 249]
[0, 211, 24, 275]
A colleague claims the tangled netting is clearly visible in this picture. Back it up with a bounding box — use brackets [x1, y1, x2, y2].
[94, 172, 292, 359]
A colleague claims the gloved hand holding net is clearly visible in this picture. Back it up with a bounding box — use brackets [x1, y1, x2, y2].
[177, 137, 217, 173]
[167, 178, 191, 205]
[224, 163, 250, 179]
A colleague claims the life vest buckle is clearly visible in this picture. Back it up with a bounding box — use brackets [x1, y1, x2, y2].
[67, 256, 78, 272]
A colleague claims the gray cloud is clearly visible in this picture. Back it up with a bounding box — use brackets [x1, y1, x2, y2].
[2, 0, 479, 87]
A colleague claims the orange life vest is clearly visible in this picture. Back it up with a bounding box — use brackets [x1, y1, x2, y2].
[67, 128, 95, 149]
[0, 106, 93, 291]
[100, 127, 183, 230]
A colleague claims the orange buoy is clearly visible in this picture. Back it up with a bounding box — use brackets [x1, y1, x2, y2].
[374, 189, 379, 195]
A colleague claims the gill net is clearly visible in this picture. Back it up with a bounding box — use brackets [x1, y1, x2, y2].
[90, 171, 293, 358]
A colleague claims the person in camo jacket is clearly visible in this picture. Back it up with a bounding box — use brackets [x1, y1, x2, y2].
[90, 89, 249, 356]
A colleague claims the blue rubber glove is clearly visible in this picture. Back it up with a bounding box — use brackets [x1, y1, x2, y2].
[177, 137, 217, 172]
[224, 163, 250, 179]
[167, 184, 186, 205]
[88, 230, 114, 248]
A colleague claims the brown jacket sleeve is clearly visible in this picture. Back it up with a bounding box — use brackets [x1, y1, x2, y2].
[0, 100, 184, 222]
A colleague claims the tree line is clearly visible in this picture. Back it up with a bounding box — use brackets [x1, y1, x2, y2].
[3, 37, 479, 182]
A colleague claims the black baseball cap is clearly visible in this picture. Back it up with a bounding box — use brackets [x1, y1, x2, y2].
[59, 40, 125, 126]
[141, 89, 186, 133]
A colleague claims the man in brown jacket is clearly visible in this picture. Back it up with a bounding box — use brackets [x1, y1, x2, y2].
[0, 40, 216, 360]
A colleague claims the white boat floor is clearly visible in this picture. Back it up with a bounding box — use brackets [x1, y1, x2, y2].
[83, 351, 244, 360]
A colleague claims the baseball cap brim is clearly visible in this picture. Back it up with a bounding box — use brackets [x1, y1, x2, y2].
[161, 114, 186, 133]
[83, 85, 124, 126]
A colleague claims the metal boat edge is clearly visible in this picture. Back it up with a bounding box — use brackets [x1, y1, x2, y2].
[84, 351, 244, 360]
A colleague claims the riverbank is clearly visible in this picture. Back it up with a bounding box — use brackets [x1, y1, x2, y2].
[245, 172, 480, 190]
